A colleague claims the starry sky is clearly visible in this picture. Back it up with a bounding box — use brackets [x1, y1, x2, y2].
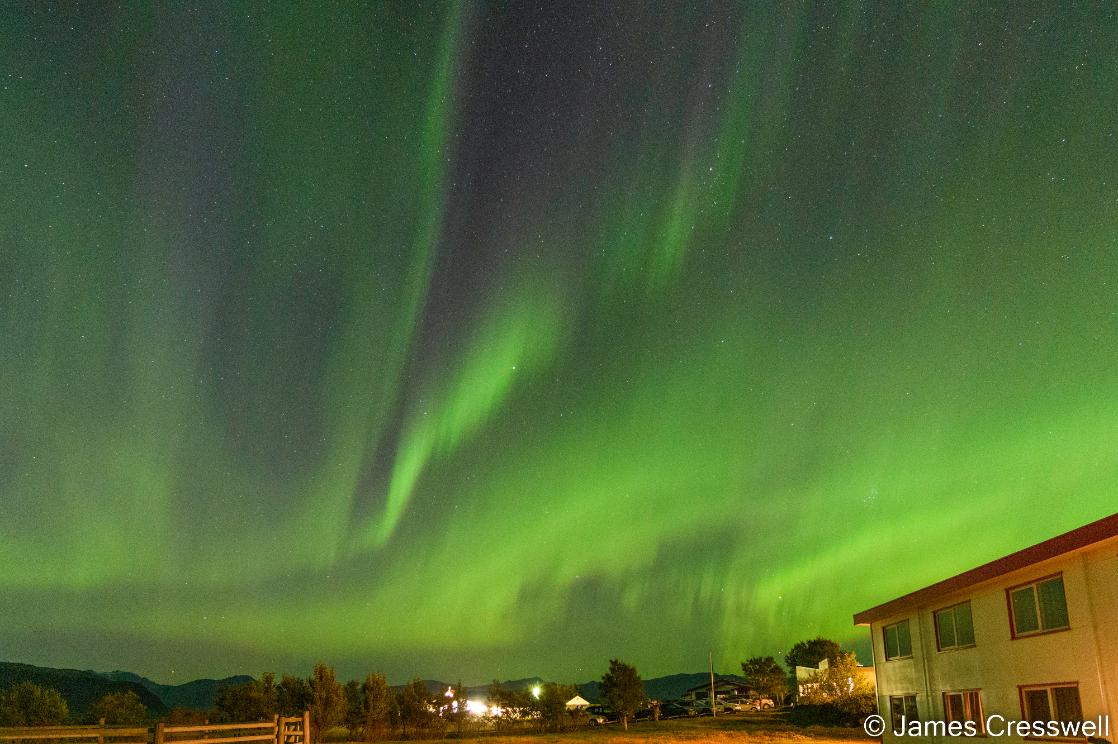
[2, 2, 1117, 686]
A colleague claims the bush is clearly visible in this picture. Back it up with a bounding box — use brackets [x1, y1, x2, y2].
[0, 682, 70, 726]
[90, 691, 147, 725]
[787, 691, 876, 727]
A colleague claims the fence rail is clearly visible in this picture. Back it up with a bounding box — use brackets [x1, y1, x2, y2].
[0, 713, 309, 744]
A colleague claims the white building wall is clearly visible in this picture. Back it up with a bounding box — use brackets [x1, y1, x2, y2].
[871, 541, 1116, 744]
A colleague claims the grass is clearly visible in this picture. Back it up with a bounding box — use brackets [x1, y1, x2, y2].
[368, 713, 867, 744]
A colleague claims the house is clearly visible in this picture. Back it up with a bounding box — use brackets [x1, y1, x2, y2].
[794, 657, 876, 701]
[564, 695, 591, 710]
[680, 678, 753, 702]
[853, 512, 1117, 742]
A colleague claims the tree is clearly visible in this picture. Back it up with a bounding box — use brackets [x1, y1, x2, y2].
[277, 674, 311, 716]
[486, 680, 530, 729]
[798, 652, 873, 703]
[784, 637, 843, 672]
[359, 674, 391, 741]
[308, 664, 347, 743]
[213, 674, 277, 723]
[90, 690, 147, 725]
[0, 682, 69, 726]
[447, 681, 468, 738]
[740, 656, 789, 706]
[343, 680, 363, 735]
[533, 683, 577, 732]
[398, 679, 431, 737]
[793, 651, 876, 726]
[599, 659, 644, 731]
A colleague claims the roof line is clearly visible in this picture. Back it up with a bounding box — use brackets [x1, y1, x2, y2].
[852, 511, 1118, 626]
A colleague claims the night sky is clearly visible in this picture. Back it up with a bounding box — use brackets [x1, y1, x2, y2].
[2, 3, 1117, 686]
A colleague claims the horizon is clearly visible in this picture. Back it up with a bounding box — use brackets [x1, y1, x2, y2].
[2, 5, 1115, 686]
[2, 658, 773, 691]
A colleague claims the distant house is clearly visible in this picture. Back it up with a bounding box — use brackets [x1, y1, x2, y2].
[564, 695, 590, 710]
[853, 512, 1118, 743]
[794, 657, 876, 700]
[680, 678, 752, 702]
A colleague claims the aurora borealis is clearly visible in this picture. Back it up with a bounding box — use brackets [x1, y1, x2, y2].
[2, 2, 1117, 685]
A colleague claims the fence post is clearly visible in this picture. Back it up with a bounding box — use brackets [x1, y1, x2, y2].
[272, 714, 279, 744]
[154, 721, 165, 744]
[301, 711, 310, 744]
[97, 718, 105, 744]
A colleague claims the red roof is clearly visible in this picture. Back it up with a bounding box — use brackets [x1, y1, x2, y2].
[853, 512, 1118, 626]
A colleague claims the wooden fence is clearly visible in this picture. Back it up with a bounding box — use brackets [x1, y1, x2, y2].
[0, 713, 310, 744]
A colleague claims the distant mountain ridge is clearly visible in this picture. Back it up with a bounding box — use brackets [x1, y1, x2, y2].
[0, 662, 168, 718]
[100, 671, 254, 710]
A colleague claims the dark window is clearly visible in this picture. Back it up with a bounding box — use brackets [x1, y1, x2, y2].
[884, 619, 912, 660]
[1021, 684, 1082, 724]
[1010, 576, 1069, 636]
[935, 602, 975, 650]
[889, 695, 918, 731]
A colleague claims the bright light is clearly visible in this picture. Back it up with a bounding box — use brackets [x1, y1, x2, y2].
[464, 700, 491, 716]
[532, 685, 542, 699]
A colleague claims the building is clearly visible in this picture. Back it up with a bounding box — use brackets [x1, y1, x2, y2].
[680, 678, 753, 702]
[795, 657, 876, 701]
[853, 512, 1117, 743]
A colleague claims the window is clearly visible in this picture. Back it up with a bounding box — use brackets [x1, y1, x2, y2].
[1009, 576, 1069, 637]
[889, 695, 918, 732]
[944, 690, 984, 734]
[935, 602, 976, 650]
[884, 619, 912, 660]
[1021, 684, 1082, 725]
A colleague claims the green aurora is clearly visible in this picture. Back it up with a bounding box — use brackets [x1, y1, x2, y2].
[1, 3, 1117, 683]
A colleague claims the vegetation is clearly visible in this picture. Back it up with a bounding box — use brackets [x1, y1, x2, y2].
[599, 659, 644, 731]
[308, 665, 346, 743]
[397, 679, 440, 739]
[277, 674, 311, 716]
[740, 657, 789, 705]
[214, 673, 277, 723]
[535, 683, 579, 732]
[364, 674, 394, 740]
[0, 682, 69, 726]
[790, 652, 875, 727]
[89, 690, 148, 725]
[783, 638, 843, 672]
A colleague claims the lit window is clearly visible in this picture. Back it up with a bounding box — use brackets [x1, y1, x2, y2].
[935, 602, 975, 650]
[884, 619, 912, 660]
[944, 690, 984, 734]
[889, 695, 918, 732]
[1021, 684, 1082, 726]
[1009, 576, 1069, 637]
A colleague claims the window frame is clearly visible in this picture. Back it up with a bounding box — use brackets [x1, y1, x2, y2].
[943, 689, 985, 735]
[1017, 682, 1083, 737]
[883, 619, 913, 661]
[934, 600, 976, 651]
[889, 694, 919, 733]
[1006, 573, 1071, 639]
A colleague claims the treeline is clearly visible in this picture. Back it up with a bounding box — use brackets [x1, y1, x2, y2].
[0, 683, 148, 726]
[212, 665, 586, 741]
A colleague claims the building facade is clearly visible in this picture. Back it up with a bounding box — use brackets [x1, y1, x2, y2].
[854, 513, 1117, 743]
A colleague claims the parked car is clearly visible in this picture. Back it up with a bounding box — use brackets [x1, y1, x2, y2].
[725, 695, 776, 712]
[585, 705, 617, 726]
[658, 702, 693, 719]
[688, 700, 730, 716]
[723, 695, 751, 712]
